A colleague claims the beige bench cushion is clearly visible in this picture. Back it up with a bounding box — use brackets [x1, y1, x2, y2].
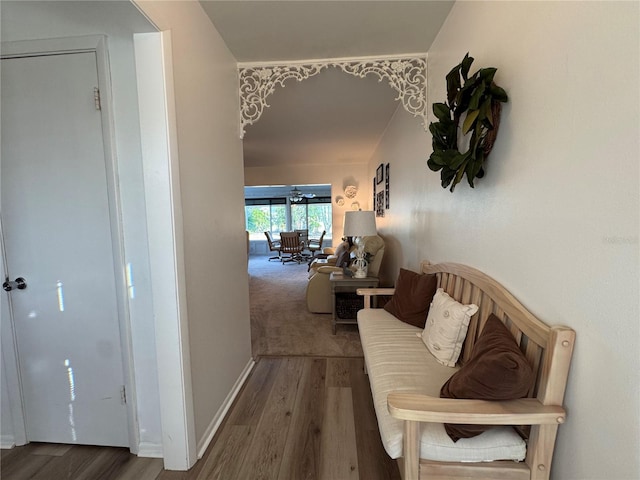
[357, 308, 527, 462]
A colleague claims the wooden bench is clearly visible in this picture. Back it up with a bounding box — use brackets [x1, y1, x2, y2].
[357, 261, 575, 480]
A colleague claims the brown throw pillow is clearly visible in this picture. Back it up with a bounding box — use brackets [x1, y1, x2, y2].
[440, 314, 535, 442]
[383, 269, 438, 328]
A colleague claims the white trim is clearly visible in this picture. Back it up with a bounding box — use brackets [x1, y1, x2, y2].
[196, 358, 256, 459]
[93, 34, 141, 455]
[238, 52, 429, 68]
[0, 35, 105, 58]
[237, 53, 428, 138]
[137, 442, 164, 459]
[0, 216, 27, 446]
[1, 435, 16, 449]
[134, 30, 196, 470]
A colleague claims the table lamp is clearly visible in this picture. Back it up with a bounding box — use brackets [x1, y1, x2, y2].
[343, 210, 377, 278]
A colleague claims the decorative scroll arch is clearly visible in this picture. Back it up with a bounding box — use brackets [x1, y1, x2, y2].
[238, 53, 428, 138]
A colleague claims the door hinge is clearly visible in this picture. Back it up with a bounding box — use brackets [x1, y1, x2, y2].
[120, 385, 127, 405]
[94, 87, 101, 111]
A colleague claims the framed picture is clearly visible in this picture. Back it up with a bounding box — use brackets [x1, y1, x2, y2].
[385, 163, 390, 209]
[376, 163, 384, 184]
[376, 191, 385, 217]
[372, 177, 376, 210]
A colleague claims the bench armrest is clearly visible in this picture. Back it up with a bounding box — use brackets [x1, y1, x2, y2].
[388, 393, 566, 425]
[356, 288, 395, 308]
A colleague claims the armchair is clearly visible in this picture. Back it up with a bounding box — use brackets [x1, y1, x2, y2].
[306, 235, 384, 313]
[308, 238, 352, 276]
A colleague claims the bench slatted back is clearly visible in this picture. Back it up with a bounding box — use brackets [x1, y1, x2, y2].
[421, 262, 575, 407]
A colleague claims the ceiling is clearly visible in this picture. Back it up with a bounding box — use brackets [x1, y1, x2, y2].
[244, 184, 332, 200]
[199, 1, 455, 169]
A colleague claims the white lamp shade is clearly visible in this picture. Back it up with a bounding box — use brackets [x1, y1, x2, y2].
[343, 210, 377, 237]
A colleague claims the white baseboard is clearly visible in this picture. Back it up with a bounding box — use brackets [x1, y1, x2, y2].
[196, 357, 255, 459]
[1, 435, 15, 449]
[137, 441, 163, 458]
[0, 434, 162, 456]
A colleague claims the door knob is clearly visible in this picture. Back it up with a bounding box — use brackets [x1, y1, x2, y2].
[3, 277, 27, 292]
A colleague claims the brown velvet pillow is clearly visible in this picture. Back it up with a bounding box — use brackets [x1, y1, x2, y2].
[440, 314, 534, 442]
[383, 269, 438, 328]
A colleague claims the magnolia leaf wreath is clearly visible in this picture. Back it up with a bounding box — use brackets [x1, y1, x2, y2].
[427, 53, 508, 192]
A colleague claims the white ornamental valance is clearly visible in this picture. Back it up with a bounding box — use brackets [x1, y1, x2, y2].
[238, 54, 428, 138]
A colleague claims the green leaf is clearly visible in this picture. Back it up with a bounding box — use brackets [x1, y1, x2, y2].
[431, 136, 446, 151]
[428, 150, 445, 166]
[479, 67, 497, 84]
[479, 99, 493, 127]
[466, 154, 484, 185]
[456, 80, 477, 112]
[446, 63, 462, 105]
[430, 122, 453, 148]
[427, 156, 443, 172]
[441, 167, 457, 188]
[490, 84, 508, 102]
[429, 121, 445, 136]
[468, 84, 485, 111]
[460, 53, 474, 80]
[450, 163, 467, 192]
[432, 103, 452, 122]
[449, 151, 469, 170]
[462, 110, 479, 135]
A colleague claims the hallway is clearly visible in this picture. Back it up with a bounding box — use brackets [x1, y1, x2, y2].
[1, 357, 400, 480]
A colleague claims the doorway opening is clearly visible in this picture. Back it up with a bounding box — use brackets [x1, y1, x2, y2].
[244, 184, 332, 255]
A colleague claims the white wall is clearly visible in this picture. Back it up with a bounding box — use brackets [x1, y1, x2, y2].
[369, 2, 639, 479]
[245, 163, 370, 247]
[134, 0, 253, 452]
[0, 1, 163, 452]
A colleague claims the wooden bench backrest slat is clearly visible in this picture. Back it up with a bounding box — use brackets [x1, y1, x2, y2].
[422, 261, 575, 408]
[424, 262, 550, 345]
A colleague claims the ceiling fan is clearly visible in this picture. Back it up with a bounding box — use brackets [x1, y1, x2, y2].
[289, 186, 315, 203]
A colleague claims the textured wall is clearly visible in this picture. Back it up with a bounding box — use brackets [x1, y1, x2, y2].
[136, 0, 253, 451]
[369, 2, 639, 479]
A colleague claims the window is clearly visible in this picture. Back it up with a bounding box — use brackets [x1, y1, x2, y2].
[245, 199, 286, 240]
[245, 197, 331, 241]
[291, 198, 332, 238]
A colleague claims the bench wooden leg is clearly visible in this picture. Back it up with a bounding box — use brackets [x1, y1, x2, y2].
[403, 420, 420, 480]
[527, 424, 558, 480]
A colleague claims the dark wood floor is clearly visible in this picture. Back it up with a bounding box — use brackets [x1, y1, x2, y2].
[1, 356, 400, 480]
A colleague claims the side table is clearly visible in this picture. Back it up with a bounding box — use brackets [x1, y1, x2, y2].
[329, 272, 379, 334]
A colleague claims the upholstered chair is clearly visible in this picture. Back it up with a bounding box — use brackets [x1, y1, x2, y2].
[305, 235, 385, 313]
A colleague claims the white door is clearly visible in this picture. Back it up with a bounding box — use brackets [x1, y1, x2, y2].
[1, 51, 129, 446]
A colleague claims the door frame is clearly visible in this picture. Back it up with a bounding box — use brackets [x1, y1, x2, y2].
[132, 31, 197, 469]
[0, 35, 139, 451]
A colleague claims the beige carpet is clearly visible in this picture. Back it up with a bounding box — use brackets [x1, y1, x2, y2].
[249, 255, 363, 357]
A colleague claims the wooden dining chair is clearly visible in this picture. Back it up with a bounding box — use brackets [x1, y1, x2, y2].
[307, 230, 326, 258]
[264, 231, 281, 261]
[279, 232, 304, 264]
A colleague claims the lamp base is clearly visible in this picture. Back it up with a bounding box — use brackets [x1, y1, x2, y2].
[353, 269, 367, 279]
[353, 248, 369, 278]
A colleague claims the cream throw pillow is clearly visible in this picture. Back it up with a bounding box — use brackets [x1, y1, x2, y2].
[419, 288, 479, 367]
